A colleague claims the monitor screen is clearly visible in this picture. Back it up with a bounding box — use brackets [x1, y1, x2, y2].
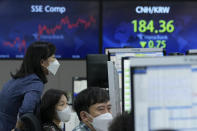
[0, 0, 99, 59]
[121, 49, 163, 112]
[130, 56, 197, 131]
[103, 1, 197, 54]
[72, 77, 87, 101]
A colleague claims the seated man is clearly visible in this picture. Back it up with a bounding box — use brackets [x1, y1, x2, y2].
[72, 87, 112, 131]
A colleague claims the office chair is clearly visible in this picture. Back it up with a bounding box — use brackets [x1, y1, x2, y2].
[19, 113, 42, 131]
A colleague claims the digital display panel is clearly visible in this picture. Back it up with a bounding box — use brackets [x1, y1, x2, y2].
[103, 1, 197, 54]
[0, 0, 99, 59]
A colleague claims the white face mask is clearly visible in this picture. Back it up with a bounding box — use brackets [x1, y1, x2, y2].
[56, 106, 71, 122]
[47, 59, 60, 75]
[92, 113, 113, 131]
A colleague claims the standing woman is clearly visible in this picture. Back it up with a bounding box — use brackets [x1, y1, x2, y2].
[0, 41, 60, 131]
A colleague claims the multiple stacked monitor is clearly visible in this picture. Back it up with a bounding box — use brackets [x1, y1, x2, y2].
[83, 48, 197, 131]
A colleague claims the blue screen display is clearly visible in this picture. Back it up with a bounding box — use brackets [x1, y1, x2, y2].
[0, 0, 99, 59]
[103, 1, 197, 54]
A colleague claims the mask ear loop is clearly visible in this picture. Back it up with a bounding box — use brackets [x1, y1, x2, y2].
[83, 111, 96, 131]
[84, 112, 94, 123]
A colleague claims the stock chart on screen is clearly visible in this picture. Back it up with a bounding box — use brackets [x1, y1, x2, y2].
[0, 0, 99, 59]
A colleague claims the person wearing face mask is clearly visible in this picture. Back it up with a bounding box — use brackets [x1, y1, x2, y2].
[39, 89, 71, 131]
[72, 87, 113, 131]
[0, 41, 60, 131]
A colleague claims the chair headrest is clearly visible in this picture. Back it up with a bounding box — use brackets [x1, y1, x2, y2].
[20, 113, 42, 131]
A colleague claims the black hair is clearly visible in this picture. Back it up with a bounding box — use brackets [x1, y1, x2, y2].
[108, 111, 132, 131]
[73, 87, 109, 120]
[39, 89, 68, 124]
[11, 41, 56, 84]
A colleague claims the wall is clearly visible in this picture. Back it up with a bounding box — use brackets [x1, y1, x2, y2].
[0, 60, 86, 94]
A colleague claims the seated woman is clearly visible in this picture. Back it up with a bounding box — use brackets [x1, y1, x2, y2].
[39, 89, 71, 131]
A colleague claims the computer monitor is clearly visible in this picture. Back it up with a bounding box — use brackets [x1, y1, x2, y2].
[105, 47, 137, 55]
[107, 61, 121, 117]
[108, 48, 164, 73]
[86, 54, 109, 88]
[186, 49, 197, 55]
[130, 56, 197, 131]
[121, 50, 164, 112]
[72, 77, 87, 103]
